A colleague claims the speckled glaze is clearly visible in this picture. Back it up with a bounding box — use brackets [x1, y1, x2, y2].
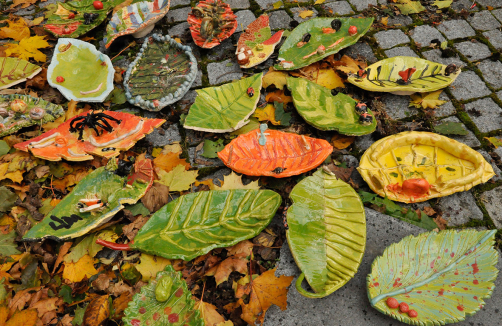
[0, 57, 41, 90]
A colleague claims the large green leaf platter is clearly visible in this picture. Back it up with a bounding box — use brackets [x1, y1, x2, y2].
[287, 77, 376, 135]
[347, 56, 461, 95]
[274, 17, 374, 71]
[367, 229, 499, 325]
[286, 168, 366, 298]
[0, 58, 41, 90]
[22, 158, 154, 241]
[183, 73, 263, 133]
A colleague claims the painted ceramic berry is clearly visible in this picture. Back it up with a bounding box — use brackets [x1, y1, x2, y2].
[402, 178, 431, 197]
[247, 87, 254, 97]
[93, 1, 103, 9]
[56, 76, 64, 83]
[399, 302, 410, 313]
[408, 310, 418, 318]
[10, 99, 28, 113]
[386, 297, 399, 309]
[349, 26, 357, 36]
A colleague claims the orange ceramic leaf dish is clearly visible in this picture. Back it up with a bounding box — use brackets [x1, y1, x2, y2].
[218, 129, 333, 178]
[15, 111, 165, 161]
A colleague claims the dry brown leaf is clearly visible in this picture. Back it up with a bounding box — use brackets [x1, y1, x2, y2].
[195, 299, 226, 326]
[153, 151, 190, 172]
[324, 163, 354, 182]
[112, 291, 132, 320]
[206, 255, 248, 286]
[9, 288, 34, 314]
[83, 295, 110, 326]
[227, 240, 254, 257]
[422, 206, 437, 216]
[109, 280, 132, 297]
[25, 68, 47, 90]
[265, 90, 292, 104]
[122, 215, 149, 241]
[53, 242, 72, 275]
[434, 216, 447, 230]
[30, 297, 58, 317]
[252, 232, 276, 248]
[333, 55, 367, 75]
[91, 273, 112, 291]
[141, 182, 169, 213]
[58, 314, 73, 326]
[331, 134, 355, 150]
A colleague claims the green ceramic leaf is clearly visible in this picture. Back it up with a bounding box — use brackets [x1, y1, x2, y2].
[0, 231, 21, 257]
[347, 56, 461, 95]
[22, 159, 154, 241]
[183, 73, 263, 133]
[287, 77, 376, 135]
[274, 17, 374, 71]
[368, 229, 499, 325]
[132, 189, 281, 260]
[0, 57, 41, 90]
[123, 265, 204, 326]
[286, 168, 366, 298]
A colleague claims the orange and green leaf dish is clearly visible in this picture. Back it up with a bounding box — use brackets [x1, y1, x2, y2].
[0, 57, 41, 90]
[14, 111, 165, 161]
[187, 0, 237, 49]
[236, 14, 284, 68]
[218, 128, 333, 178]
[357, 131, 495, 203]
[368, 229, 499, 325]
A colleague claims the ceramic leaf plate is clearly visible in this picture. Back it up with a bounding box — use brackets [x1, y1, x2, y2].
[22, 158, 154, 241]
[236, 14, 284, 68]
[0, 94, 65, 137]
[287, 77, 376, 135]
[44, 0, 123, 38]
[368, 229, 499, 325]
[347, 56, 461, 95]
[218, 128, 333, 178]
[274, 17, 374, 71]
[47, 39, 114, 102]
[188, 0, 237, 49]
[124, 34, 198, 111]
[287, 168, 366, 298]
[15, 111, 165, 161]
[0, 57, 41, 90]
[183, 73, 262, 132]
[123, 265, 204, 326]
[358, 131, 495, 203]
[97, 190, 281, 260]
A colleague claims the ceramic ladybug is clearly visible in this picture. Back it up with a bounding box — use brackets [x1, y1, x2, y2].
[359, 112, 373, 125]
[271, 167, 287, 174]
[355, 102, 368, 114]
[247, 87, 254, 97]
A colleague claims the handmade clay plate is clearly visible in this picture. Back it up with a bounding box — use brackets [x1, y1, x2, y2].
[124, 34, 198, 111]
[0, 57, 41, 90]
[274, 17, 374, 71]
[104, 0, 171, 48]
[218, 128, 333, 178]
[47, 39, 114, 102]
[347, 56, 461, 95]
[357, 131, 495, 203]
[0, 94, 65, 137]
[368, 229, 499, 325]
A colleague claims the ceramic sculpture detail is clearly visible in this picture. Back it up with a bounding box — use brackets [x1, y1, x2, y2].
[15, 111, 165, 161]
[347, 56, 461, 95]
[22, 158, 154, 241]
[217, 128, 333, 178]
[187, 0, 237, 49]
[0, 58, 41, 90]
[47, 39, 114, 102]
[287, 168, 366, 298]
[368, 229, 499, 325]
[124, 34, 198, 111]
[104, 0, 171, 48]
[357, 131, 495, 203]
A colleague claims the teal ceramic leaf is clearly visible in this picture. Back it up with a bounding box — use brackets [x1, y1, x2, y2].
[287, 77, 376, 135]
[287, 168, 366, 298]
[183, 73, 263, 133]
[123, 265, 204, 326]
[131, 189, 281, 260]
[367, 229, 499, 325]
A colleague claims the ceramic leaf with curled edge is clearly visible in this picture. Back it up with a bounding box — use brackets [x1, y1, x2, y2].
[367, 229, 499, 325]
[0, 57, 41, 90]
[286, 168, 366, 298]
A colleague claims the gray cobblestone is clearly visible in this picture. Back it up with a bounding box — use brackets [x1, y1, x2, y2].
[291, 8, 318, 23]
[382, 94, 417, 120]
[452, 0, 479, 12]
[39, 0, 57, 8]
[478, 150, 502, 182]
[436, 116, 481, 147]
[168, 22, 189, 37]
[255, 0, 282, 10]
[207, 59, 243, 85]
[449, 71, 491, 101]
[373, 29, 410, 49]
[355, 134, 373, 151]
[170, 0, 190, 7]
[348, 0, 377, 11]
[207, 38, 235, 61]
[433, 92, 456, 117]
[189, 146, 225, 168]
[465, 98, 502, 133]
[235, 10, 256, 32]
[492, 9, 502, 23]
[468, 10, 501, 31]
[191, 71, 203, 89]
[387, 15, 413, 27]
[13, 6, 35, 16]
[478, 59, 502, 89]
[325, 1, 354, 15]
[476, 0, 502, 9]
[269, 10, 292, 30]
[225, 0, 251, 9]
[384, 46, 418, 58]
[422, 49, 465, 67]
[497, 90, 502, 101]
[438, 191, 483, 226]
[483, 29, 502, 49]
[495, 146, 502, 161]
[344, 42, 377, 63]
[145, 123, 181, 147]
[437, 20, 476, 40]
[455, 41, 492, 61]
[481, 186, 502, 229]
[167, 7, 191, 23]
[409, 25, 445, 47]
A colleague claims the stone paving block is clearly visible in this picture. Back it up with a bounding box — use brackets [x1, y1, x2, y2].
[207, 38, 235, 61]
[438, 191, 484, 226]
[355, 134, 373, 151]
[468, 10, 501, 31]
[291, 8, 318, 23]
[342, 155, 365, 188]
[269, 10, 292, 30]
[382, 94, 418, 119]
[170, 0, 190, 7]
[191, 71, 203, 89]
[478, 150, 502, 182]
[168, 22, 189, 37]
[255, 0, 282, 10]
[409, 25, 445, 47]
[264, 208, 502, 326]
[433, 92, 456, 117]
[185, 129, 206, 147]
[167, 7, 191, 23]
[179, 90, 197, 111]
[14, 6, 35, 16]
[387, 15, 413, 27]
[189, 146, 225, 168]
[465, 98, 502, 133]
[437, 20, 476, 40]
[449, 71, 491, 101]
[207, 59, 243, 85]
[435, 116, 481, 147]
[452, 0, 479, 12]
[483, 29, 502, 49]
[477, 0, 502, 9]
[478, 59, 502, 89]
[384, 46, 418, 58]
[422, 49, 465, 67]
[373, 29, 410, 49]
[235, 10, 256, 32]
[348, 0, 377, 11]
[481, 186, 502, 229]
[495, 146, 502, 161]
[493, 9, 502, 23]
[497, 90, 502, 101]
[325, 1, 355, 15]
[344, 42, 377, 63]
[39, 0, 57, 8]
[225, 0, 251, 9]
[145, 123, 181, 147]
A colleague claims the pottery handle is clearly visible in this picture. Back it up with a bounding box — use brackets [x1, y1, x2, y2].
[96, 239, 132, 251]
[295, 273, 329, 299]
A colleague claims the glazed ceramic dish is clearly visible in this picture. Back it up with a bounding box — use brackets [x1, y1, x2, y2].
[0, 57, 41, 90]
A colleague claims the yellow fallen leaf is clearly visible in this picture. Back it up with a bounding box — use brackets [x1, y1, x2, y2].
[314, 0, 325, 3]
[334, 55, 366, 75]
[25, 16, 44, 27]
[156, 164, 198, 192]
[195, 299, 227, 326]
[0, 163, 23, 183]
[4, 36, 51, 62]
[214, 172, 260, 190]
[485, 137, 502, 148]
[272, 1, 283, 9]
[161, 142, 183, 155]
[0, 18, 30, 41]
[262, 68, 288, 89]
[174, 38, 182, 44]
[195, 179, 216, 190]
[253, 104, 280, 125]
[62, 254, 98, 282]
[313, 69, 344, 89]
[409, 90, 447, 109]
[432, 0, 452, 9]
[299, 10, 314, 19]
[135, 254, 171, 281]
[153, 151, 190, 172]
[381, 17, 389, 26]
[10, 0, 37, 9]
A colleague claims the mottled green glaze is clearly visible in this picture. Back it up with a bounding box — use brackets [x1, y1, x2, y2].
[132, 189, 281, 260]
[0, 57, 41, 90]
[287, 77, 376, 135]
[123, 265, 204, 326]
[274, 17, 374, 71]
[286, 168, 366, 298]
[368, 229, 499, 325]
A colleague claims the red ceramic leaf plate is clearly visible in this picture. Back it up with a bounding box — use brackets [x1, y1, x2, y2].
[15, 111, 165, 161]
[218, 129, 333, 178]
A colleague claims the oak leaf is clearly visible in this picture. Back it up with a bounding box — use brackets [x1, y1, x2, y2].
[409, 90, 447, 109]
[4, 36, 51, 62]
[253, 104, 280, 125]
[62, 254, 98, 282]
[0, 18, 30, 41]
[83, 295, 110, 326]
[214, 172, 260, 190]
[135, 254, 171, 281]
[195, 299, 226, 326]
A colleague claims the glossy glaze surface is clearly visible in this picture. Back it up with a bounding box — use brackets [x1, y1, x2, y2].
[0, 57, 41, 90]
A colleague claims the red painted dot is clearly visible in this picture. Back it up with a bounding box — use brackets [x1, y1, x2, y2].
[131, 319, 141, 326]
[473, 280, 479, 285]
[451, 252, 455, 257]
[399, 302, 409, 313]
[408, 310, 418, 318]
[386, 297, 399, 309]
[153, 313, 160, 321]
[164, 307, 172, 315]
[438, 289, 444, 296]
[168, 313, 179, 323]
[457, 305, 464, 311]
[139, 307, 146, 314]
[474, 296, 478, 300]
[175, 288, 183, 297]
[417, 291, 422, 294]
[373, 282, 379, 287]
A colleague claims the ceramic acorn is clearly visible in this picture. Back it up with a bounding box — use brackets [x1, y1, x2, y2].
[347, 56, 461, 95]
[104, 0, 171, 48]
[14, 111, 165, 161]
[124, 34, 198, 111]
[187, 0, 237, 49]
[0, 57, 41, 90]
[357, 131, 495, 203]
[368, 229, 499, 325]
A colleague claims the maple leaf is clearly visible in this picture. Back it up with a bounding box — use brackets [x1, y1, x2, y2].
[153, 151, 190, 172]
[10, 0, 38, 9]
[214, 172, 260, 190]
[4, 36, 50, 62]
[253, 104, 281, 125]
[299, 10, 314, 19]
[333, 55, 367, 75]
[156, 164, 198, 192]
[0, 17, 30, 41]
[195, 299, 227, 326]
[262, 68, 288, 89]
[62, 254, 98, 282]
[135, 254, 171, 281]
[409, 90, 447, 109]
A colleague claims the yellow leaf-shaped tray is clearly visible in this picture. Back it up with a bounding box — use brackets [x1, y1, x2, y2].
[357, 131, 495, 203]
